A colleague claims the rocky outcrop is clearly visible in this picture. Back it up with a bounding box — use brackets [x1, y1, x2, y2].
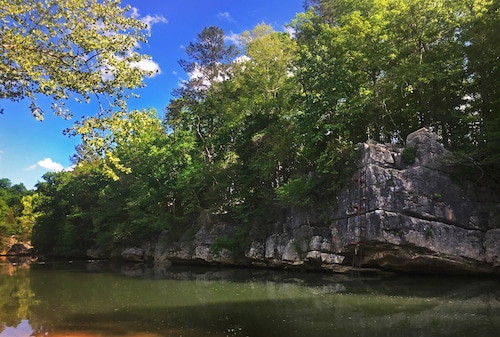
[6, 243, 31, 256]
[1, 238, 32, 256]
[118, 128, 499, 275]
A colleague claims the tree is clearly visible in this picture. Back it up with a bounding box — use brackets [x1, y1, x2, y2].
[167, 26, 239, 163]
[302, 0, 337, 25]
[59, 109, 200, 250]
[461, 0, 500, 169]
[165, 24, 303, 225]
[28, 1, 500, 257]
[228, 25, 300, 206]
[0, 0, 152, 120]
[295, 0, 489, 144]
[291, 9, 363, 180]
[177, 26, 239, 98]
[31, 167, 108, 256]
[298, 0, 499, 186]
[0, 178, 30, 244]
[16, 194, 41, 241]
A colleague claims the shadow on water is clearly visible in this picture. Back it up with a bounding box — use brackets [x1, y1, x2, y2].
[1, 261, 499, 337]
[45, 294, 500, 337]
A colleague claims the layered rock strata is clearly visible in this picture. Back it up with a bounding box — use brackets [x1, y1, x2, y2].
[116, 128, 499, 275]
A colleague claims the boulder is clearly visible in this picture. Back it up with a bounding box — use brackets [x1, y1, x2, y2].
[86, 246, 106, 259]
[121, 247, 145, 262]
[6, 243, 30, 256]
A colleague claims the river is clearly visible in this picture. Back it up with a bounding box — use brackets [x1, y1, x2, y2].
[0, 258, 498, 337]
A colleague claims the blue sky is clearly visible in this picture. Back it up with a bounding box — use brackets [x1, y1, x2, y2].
[0, 0, 304, 189]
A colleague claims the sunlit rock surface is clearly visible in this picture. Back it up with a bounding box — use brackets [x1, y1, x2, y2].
[121, 128, 499, 275]
[332, 128, 499, 274]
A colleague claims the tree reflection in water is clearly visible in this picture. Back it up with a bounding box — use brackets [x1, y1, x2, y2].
[0, 259, 36, 330]
[0, 260, 499, 337]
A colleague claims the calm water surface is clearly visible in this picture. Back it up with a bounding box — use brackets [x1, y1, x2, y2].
[0, 259, 498, 337]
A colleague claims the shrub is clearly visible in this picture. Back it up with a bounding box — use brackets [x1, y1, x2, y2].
[401, 147, 417, 165]
[424, 227, 433, 239]
[276, 176, 317, 206]
[210, 226, 248, 257]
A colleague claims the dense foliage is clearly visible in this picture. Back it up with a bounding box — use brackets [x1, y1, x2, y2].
[10, 0, 500, 257]
[0, 0, 152, 120]
[0, 179, 35, 250]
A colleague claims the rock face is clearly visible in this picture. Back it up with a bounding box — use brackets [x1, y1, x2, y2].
[119, 128, 499, 275]
[332, 128, 499, 274]
[6, 243, 31, 256]
[121, 247, 145, 262]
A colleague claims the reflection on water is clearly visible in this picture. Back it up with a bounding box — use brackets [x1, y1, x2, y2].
[0, 320, 33, 337]
[0, 259, 499, 337]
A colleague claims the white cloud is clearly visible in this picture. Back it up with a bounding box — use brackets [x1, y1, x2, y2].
[284, 26, 296, 38]
[129, 6, 167, 30]
[231, 55, 251, 73]
[188, 66, 206, 82]
[234, 55, 250, 63]
[129, 6, 140, 19]
[37, 158, 64, 172]
[141, 14, 168, 32]
[217, 12, 234, 22]
[101, 53, 161, 81]
[101, 66, 115, 81]
[24, 158, 75, 173]
[25, 164, 38, 171]
[225, 32, 244, 46]
[132, 58, 161, 77]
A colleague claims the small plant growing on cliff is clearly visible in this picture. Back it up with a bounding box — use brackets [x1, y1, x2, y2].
[210, 226, 247, 257]
[387, 170, 395, 186]
[293, 240, 306, 259]
[424, 227, 433, 240]
[432, 193, 442, 201]
[401, 147, 417, 165]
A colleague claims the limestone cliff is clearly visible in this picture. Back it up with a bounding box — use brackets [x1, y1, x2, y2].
[119, 129, 500, 275]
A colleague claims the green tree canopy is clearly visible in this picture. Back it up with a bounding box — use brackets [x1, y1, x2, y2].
[29, 2, 500, 257]
[295, 0, 500, 184]
[0, 178, 31, 244]
[0, 0, 153, 120]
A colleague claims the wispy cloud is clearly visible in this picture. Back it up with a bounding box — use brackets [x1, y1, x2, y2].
[225, 32, 242, 45]
[141, 14, 168, 32]
[217, 12, 234, 22]
[129, 6, 140, 19]
[129, 7, 168, 31]
[25, 164, 38, 171]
